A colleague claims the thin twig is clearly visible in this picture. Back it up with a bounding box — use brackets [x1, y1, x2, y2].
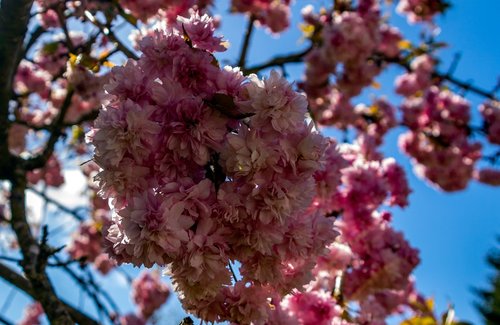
[0, 256, 20, 264]
[228, 262, 239, 283]
[84, 10, 139, 60]
[237, 16, 256, 69]
[446, 52, 461, 78]
[55, 6, 76, 52]
[9, 170, 73, 323]
[84, 266, 122, 315]
[27, 186, 85, 221]
[0, 262, 99, 324]
[56, 259, 111, 324]
[243, 46, 313, 75]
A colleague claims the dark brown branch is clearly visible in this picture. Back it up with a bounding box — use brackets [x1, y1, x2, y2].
[0, 0, 34, 177]
[19, 25, 45, 66]
[0, 262, 99, 325]
[56, 259, 116, 323]
[84, 266, 122, 315]
[242, 46, 312, 75]
[440, 72, 497, 101]
[9, 170, 74, 324]
[237, 16, 256, 69]
[0, 256, 21, 263]
[55, 6, 75, 52]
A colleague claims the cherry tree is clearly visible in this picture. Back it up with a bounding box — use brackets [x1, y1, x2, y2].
[0, 0, 498, 324]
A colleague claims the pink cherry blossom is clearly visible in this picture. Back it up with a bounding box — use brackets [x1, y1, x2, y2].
[131, 271, 170, 319]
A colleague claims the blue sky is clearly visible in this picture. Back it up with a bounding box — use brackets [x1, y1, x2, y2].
[1, 1, 499, 324]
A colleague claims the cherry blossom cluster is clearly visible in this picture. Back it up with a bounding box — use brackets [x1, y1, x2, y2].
[299, 1, 399, 129]
[480, 100, 500, 145]
[399, 86, 482, 191]
[67, 211, 116, 275]
[88, 11, 337, 323]
[395, 54, 435, 97]
[472, 100, 500, 186]
[231, 0, 292, 33]
[131, 271, 171, 320]
[5, 0, 499, 324]
[120, 0, 212, 23]
[267, 142, 419, 324]
[26, 155, 65, 188]
[353, 98, 398, 146]
[396, 0, 451, 23]
[35, 0, 212, 25]
[473, 168, 500, 186]
[10, 25, 109, 159]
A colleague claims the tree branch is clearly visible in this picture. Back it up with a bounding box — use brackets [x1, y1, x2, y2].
[0, 262, 99, 325]
[84, 10, 139, 60]
[242, 46, 312, 75]
[0, 0, 35, 180]
[56, 259, 116, 323]
[0, 0, 34, 160]
[440, 72, 497, 101]
[237, 16, 256, 69]
[9, 169, 73, 324]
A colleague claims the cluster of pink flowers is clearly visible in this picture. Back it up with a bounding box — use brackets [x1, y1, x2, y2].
[480, 100, 500, 145]
[26, 155, 65, 188]
[35, 0, 60, 29]
[313, 139, 411, 219]
[118, 0, 212, 22]
[231, 0, 292, 33]
[353, 98, 398, 145]
[473, 168, 500, 186]
[280, 289, 341, 325]
[89, 11, 337, 323]
[299, 2, 400, 129]
[35, 0, 212, 25]
[12, 28, 109, 155]
[395, 54, 435, 97]
[131, 271, 171, 320]
[14, 60, 51, 98]
[269, 141, 418, 324]
[67, 210, 116, 274]
[396, 0, 450, 23]
[399, 86, 482, 191]
[34, 32, 86, 76]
